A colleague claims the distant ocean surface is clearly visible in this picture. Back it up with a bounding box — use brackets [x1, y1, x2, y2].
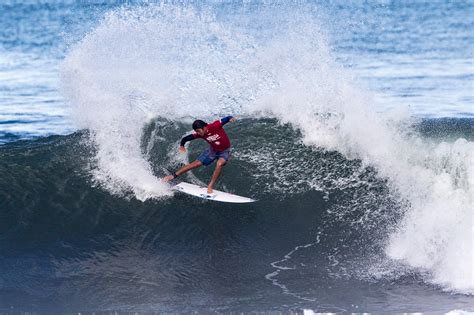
[0, 1, 472, 143]
[0, 1, 473, 313]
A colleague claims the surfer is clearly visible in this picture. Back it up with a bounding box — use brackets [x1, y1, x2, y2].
[162, 116, 236, 193]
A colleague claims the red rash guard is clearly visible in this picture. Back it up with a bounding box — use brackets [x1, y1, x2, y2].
[193, 120, 231, 151]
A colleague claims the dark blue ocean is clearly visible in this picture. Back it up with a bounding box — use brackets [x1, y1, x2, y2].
[1, 1, 473, 313]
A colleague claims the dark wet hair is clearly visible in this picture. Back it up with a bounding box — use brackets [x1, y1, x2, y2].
[192, 119, 208, 130]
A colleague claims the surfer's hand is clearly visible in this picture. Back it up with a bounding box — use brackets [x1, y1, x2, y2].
[179, 146, 186, 153]
[230, 117, 236, 123]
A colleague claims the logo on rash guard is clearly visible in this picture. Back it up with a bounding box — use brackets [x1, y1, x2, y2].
[206, 134, 220, 142]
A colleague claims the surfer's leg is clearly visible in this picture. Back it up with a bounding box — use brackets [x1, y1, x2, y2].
[207, 157, 227, 193]
[175, 160, 202, 176]
[162, 160, 202, 182]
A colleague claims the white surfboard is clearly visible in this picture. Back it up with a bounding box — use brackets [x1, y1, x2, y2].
[173, 182, 256, 203]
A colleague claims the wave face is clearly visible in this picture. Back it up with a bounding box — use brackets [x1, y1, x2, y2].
[1, 118, 473, 312]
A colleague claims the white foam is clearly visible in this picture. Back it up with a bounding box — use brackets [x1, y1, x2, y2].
[60, 4, 473, 292]
[60, 4, 264, 199]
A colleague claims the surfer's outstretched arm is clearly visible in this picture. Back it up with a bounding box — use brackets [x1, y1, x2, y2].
[179, 134, 195, 152]
[220, 116, 236, 126]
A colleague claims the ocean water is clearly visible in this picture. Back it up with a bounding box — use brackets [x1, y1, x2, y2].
[0, 1, 473, 313]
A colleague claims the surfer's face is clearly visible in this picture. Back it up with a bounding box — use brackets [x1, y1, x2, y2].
[195, 128, 206, 136]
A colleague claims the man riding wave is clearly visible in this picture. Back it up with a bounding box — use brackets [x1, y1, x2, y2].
[162, 116, 236, 193]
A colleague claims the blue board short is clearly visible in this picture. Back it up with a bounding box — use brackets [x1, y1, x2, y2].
[197, 147, 231, 166]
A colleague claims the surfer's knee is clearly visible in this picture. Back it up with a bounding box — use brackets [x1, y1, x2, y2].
[216, 159, 226, 167]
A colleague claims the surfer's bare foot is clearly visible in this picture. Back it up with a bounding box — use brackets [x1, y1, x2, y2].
[207, 186, 213, 194]
[162, 175, 174, 183]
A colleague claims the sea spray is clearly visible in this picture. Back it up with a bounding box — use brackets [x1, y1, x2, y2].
[60, 4, 266, 199]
